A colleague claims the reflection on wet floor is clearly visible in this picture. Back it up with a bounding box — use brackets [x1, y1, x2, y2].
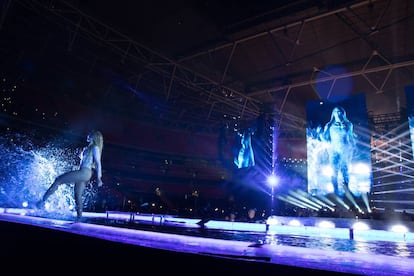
[1, 208, 414, 275]
[90, 216, 414, 259]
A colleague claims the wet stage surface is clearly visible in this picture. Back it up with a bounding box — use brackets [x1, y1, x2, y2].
[1, 208, 414, 275]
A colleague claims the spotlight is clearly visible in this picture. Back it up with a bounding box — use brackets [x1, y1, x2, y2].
[267, 174, 279, 187]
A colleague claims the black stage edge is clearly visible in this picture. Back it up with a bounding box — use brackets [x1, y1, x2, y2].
[0, 220, 351, 274]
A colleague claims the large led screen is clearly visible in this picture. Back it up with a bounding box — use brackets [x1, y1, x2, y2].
[306, 93, 372, 197]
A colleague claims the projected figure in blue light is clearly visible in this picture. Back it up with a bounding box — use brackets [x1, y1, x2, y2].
[320, 106, 356, 195]
[409, 115, 414, 159]
[234, 128, 255, 169]
[37, 130, 104, 220]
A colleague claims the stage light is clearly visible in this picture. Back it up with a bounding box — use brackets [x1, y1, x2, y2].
[266, 215, 279, 225]
[361, 192, 371, 213]
[352, 222, 370, 231]
[267, 173, 279, 216]
[267, 174, 278, 187]
[331, 194, 350, 210]
[390, 224, 409, 233]
[288, 219, 302, 227]
[317, 220, 335, 229]
[288, 190, 322, 209]
[278, 194, 320, 211]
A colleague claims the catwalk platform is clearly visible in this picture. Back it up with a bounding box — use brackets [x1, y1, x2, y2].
[1, 208, 413, 275]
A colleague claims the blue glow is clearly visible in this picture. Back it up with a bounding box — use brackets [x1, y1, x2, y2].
[306, 94, 372, 197]
[267, 174, 278, 187]
[390, 225, 409, 233]
[0, 132, 97, 219]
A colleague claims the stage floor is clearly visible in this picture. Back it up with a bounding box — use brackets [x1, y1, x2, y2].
[1, 208, 413, 275]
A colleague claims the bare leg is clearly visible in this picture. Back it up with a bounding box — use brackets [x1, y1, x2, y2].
[74, 181, 87, 220]
[42, 176, 65, 202]
[37, 176, 67, 208]
[37, 168, 92, 209]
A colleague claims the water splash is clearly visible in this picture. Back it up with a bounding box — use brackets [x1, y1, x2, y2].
[0, 131, 97, 219]
[306, 127, 371, 197]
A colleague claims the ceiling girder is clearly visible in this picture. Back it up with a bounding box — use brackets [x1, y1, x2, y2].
[12, 0, 262, 121]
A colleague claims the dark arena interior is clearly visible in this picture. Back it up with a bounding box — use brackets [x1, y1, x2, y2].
[1, 0, 414, 274]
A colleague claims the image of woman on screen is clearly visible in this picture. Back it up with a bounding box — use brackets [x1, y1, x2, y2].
[234, 128, 255, 169]
[319, 106, 356, 195]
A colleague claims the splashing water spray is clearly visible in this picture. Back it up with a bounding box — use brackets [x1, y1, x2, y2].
[0, 131, 97, 220]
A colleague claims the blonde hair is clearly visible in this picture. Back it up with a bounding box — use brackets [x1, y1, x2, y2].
[89, 130, 104, 155]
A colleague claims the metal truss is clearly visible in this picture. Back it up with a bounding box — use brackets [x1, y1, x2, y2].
[6, 0, 414, 137]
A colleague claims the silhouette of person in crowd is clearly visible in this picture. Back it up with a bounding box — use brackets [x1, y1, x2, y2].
[319, 106, 356, 195]
[37, 130, 104, 220]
